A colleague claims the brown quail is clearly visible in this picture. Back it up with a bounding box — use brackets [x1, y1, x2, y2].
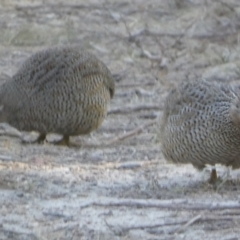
[160, 79, 240, 183]
[0, 46, 115, 145]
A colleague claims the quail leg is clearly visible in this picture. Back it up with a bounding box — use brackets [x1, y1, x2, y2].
[36, 133, 47, 143]
[209, 168, 218, 184]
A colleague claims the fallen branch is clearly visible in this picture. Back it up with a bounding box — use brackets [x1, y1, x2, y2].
[107, 214, 240, 234]
[104, 120, 156, 145]
[106, 217, 189, 233]
[108, 105, 161, 115]
[127, 27, 237, 42]
[81, 198, 185, 209]
[139, 113, 159, 119]
[81, 197, 240, 211]
[174, 214, 202, 234]
[118, 82, 155, 88]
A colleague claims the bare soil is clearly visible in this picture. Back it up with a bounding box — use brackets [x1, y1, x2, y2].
[0, 0, 240, 239]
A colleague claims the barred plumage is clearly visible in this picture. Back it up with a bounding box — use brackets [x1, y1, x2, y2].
[160, 80, 240, 182]
[0, 46, 115, 145]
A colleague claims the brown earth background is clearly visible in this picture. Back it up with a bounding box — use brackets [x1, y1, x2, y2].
[0, 0, 240, 239]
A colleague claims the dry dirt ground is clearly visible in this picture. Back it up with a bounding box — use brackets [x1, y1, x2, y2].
[0, 0, 240, 239]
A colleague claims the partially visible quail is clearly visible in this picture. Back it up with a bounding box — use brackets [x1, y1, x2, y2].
[160, 79, 240, 183]
[0, 46, 115, 145]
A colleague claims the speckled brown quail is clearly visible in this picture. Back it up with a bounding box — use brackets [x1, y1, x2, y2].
[160, 79, 240, 183]
[0, 46, 115, 145]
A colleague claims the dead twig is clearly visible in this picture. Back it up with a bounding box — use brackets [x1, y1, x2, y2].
[133, 28, 237, 41]
[81, 197, 240, 211]
[222, 209, 240, 216]
[118, 82, 156, 88]
[108, 105, 161, 114]
[141, 49, 162, 61]
[174, 214, 202, 233]
[81, 198, 187, 209]
[104, 120, 157, 145]
[107, 214, 239, 234]
[105, 217, 186, 236]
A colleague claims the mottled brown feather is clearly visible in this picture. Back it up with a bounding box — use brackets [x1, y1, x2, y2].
[160, 80, 240, 171]
[0, 46, 114, 140]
